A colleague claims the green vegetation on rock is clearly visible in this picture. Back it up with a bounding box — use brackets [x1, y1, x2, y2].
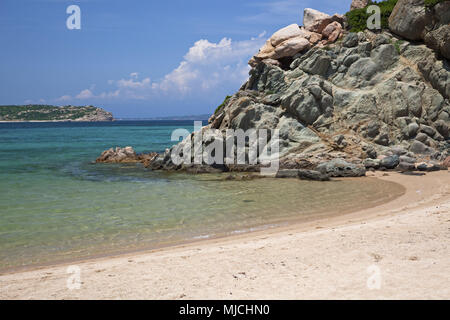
[214, 96, 232, 115]
[393, 39, 404, 54]
[345, 0, 398, 32]
[0, 105, 113, 121]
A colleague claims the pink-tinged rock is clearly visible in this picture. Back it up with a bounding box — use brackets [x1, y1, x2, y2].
[255, 40, 276, 60]
[303, 8, 345, 34]
[322, 22, 341, 38]
[322, 21, 343, 42]
[308, 32, 323, 45]
[270, 24, 304, 47]
[303, 8, 331, 33]
[350, 0, 369, 10]
[273, 36, 310, 59]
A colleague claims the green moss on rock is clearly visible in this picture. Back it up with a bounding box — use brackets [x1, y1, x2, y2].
[345, 0, 398, 32]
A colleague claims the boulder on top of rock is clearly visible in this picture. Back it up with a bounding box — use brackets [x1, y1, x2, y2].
[322, 21, 343, 42]
[389, 0, 430, 41]
[389, 0, 450, 59]
[273, 36, 311, 59]
[303, 8, 345, 34]
[254, 24, 312, 61]
[270, 24, 307, 47]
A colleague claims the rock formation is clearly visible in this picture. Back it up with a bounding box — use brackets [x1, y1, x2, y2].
[250, 9, 346, 68]
[100, 2, 449, 179]
[96, 147, 158, 165]
[389, 0, 450, 59]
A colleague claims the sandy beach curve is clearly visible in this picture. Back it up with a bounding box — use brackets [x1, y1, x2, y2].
[0, 171, 449, 300]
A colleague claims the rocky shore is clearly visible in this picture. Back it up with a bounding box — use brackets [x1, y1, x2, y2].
[97, 0, 449, 180]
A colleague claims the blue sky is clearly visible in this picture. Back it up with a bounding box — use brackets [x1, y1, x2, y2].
[0, 0, 350, 118]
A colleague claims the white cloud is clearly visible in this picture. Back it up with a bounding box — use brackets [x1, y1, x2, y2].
[116, 77, 151, 89]
[56, 33, 266, 102]
[75, 89, 95, 99]
[56, 95, 72, 102]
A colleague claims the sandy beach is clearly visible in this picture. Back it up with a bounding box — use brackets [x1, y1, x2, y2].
[0, 170, 449, 300]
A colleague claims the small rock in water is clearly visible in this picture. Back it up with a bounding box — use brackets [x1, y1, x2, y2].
[316, 158, 366, 177]
[96, 146, 137, 163]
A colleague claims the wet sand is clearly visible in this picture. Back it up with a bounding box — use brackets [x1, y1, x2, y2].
[0, 171, 449, 300]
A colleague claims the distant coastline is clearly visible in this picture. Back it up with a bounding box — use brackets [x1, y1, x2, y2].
[0, 105, 114, 122]
[0, 120, 115, 123]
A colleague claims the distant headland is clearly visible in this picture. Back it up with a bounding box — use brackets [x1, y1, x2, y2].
[0, 105, 114, 122]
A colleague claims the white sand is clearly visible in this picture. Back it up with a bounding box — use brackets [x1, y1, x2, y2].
[1, 171, 449, 300]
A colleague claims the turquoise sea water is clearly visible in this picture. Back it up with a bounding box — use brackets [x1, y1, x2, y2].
[0, 121, 404, 271]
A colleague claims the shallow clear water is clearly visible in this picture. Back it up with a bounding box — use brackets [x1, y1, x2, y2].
[0, 121, 404, 271]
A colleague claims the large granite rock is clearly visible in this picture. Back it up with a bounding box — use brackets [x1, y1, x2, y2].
[424, 25, 450, 60]
[251, 9, 345, 67]
[144, 24, 450, 176]
[255, 24, 312, 61]
[389, 0, 430, 41]
[389, 0, 450, 59]
[303, 8, 345, 34]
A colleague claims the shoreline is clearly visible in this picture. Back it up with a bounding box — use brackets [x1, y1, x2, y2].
[0, 171, 449, 299]
[0, 176, 404, 275]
